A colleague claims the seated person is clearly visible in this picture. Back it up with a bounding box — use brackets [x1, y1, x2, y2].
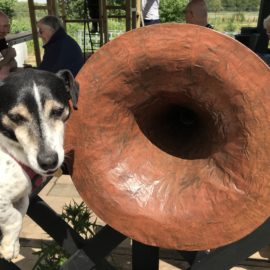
[0, 11, 17, 80]
[185, 0, 213, 29]
[37, 15, 84, 77]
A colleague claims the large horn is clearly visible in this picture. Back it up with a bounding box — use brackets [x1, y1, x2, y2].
[65, 24, 270, 250]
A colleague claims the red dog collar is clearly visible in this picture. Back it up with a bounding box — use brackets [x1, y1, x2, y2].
[15, 160, 44, 192]
[3, 149, 43, 192]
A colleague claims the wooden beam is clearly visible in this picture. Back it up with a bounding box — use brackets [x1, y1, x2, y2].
[7, 31, 33, 46]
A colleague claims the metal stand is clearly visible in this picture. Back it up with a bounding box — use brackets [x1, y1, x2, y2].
[1, 194, 270, 269]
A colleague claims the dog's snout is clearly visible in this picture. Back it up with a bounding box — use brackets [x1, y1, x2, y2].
[37, 151, 58, 171]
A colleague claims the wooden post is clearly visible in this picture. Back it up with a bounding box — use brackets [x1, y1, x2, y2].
[27, 0, 41, 66]
[131, 0, 137, 29]
[47, 0, 58, 16]
[136, 0, 141, 28]
[98, 0, 104, 46]
[102, 0, 109, 43]
[59, 0, 67, 30]
[125, 0, 131, 31]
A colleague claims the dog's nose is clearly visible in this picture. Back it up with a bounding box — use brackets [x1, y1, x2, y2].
[37, 151, 59, 171]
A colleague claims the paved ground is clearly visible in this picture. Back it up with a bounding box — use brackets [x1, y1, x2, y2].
[10, 175, 270, 270]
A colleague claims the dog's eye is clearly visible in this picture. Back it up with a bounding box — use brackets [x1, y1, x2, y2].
[51, 107, 64, 118]
[8, 113, 27, 125]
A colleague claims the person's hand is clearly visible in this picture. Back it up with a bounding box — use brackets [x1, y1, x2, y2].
[1, 47, 16, 58]
[23, 64, 32, 68]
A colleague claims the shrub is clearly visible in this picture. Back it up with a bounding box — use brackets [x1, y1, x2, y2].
[160, 0, 186, 23]
[32, 200, 99, 270]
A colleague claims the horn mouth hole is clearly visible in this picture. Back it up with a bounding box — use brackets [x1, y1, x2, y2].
[132, 96, 226, 160]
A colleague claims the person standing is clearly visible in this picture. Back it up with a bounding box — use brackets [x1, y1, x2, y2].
[87, 0, 99, 33]
[0, 11, 17, 80]
[142, 0, 160, 26]
[37, 15, 84, 77]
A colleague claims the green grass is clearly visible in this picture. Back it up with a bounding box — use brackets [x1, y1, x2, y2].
[208, 11, 258, 32]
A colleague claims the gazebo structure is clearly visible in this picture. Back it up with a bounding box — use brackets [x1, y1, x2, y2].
[27, 0, 141, 65]
[8, 0, 270, 66]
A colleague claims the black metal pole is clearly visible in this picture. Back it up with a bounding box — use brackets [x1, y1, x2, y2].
[132, 240, 159, 270]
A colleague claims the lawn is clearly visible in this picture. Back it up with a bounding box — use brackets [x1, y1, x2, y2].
[208, 11, 258, 33]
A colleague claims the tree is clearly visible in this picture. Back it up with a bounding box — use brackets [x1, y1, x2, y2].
[245, 0, 260, 11]
[63, 0, 85, 19]
[208, 0, 223, 12]
[0, 0, 16, 19]
[160, 0, 187, 23]
[220, 0, 260, 11]
[221, 0, 236, 10]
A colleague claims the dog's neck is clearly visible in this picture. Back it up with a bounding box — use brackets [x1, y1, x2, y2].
[0, 134, 44, 191]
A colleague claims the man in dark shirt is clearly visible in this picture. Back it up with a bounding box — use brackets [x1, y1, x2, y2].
[0, 11, 17, 79]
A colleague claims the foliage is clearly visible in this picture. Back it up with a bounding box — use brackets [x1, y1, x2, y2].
[32, 200, 99, 270]
[0, 0, 16, 19]
[208, 11, 257, 32]
[208, 0, 223, 13]
[63, 0, 86, 19]
[11, 19, 30, 33]
[32, 242, 69, 270]
[160, 0, 186, 23]
[14, 1, 30, 17]
[223, 16, 237, 32]
[10, 2, 31, 33]
[208, 0, 260, 12]
[61, 200, 98, 239]
[159, 0, 260, 23]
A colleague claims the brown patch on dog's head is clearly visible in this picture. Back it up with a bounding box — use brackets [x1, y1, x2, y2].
[44, 99, 70, 123]
[2, 104, 32, 129]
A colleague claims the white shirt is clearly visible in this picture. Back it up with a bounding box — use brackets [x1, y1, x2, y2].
[142, 0, 160, 20]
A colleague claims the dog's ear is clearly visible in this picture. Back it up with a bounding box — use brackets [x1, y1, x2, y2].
[56, 70, 80, 110]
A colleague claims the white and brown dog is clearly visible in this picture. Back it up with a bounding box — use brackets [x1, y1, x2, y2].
[0, 68, 78, 260]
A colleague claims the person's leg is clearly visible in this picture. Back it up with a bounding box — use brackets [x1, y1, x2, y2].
[88, 0, 99, 32]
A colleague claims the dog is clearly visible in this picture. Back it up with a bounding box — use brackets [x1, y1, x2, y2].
[0, 68, 79, 260]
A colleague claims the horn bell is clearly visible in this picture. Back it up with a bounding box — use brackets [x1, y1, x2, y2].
[65, 23, 270, 250]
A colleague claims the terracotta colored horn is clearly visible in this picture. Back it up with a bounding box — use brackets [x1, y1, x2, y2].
[65, 24, 270, 250]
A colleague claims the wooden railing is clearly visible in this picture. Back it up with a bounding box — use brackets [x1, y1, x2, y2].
[6, 31, 33, 46]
